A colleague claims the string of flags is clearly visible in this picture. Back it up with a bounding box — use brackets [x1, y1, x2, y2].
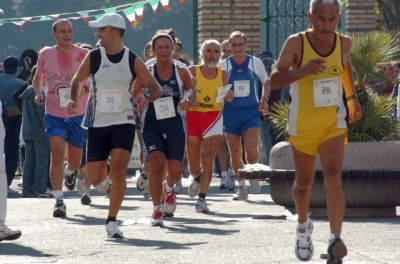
[0, 0, 185, 29]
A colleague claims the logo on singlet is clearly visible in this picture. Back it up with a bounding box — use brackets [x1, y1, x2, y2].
[102, 64, 110, 69]
[327, 65, 342, 75]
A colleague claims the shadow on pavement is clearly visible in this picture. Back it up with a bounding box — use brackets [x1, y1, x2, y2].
[0, 243, 56, 257]
[107, 238, 206, 249]
[164, 224, 240, 236]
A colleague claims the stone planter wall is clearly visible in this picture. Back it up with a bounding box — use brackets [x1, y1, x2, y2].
[267, 141, 400, 217]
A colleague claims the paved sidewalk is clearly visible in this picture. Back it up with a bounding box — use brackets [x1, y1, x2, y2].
[2, 176, 400, 264]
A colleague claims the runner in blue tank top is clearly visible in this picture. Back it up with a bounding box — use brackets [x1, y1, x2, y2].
[219, 31, 270, 200]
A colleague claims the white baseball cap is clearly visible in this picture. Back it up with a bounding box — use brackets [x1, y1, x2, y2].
[88, 13, 126, 30]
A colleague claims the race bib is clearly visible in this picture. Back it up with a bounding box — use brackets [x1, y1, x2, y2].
[100, 90, 122, 113]
[58, 88, 71, 108]
[153, 96, 176, 120]
[234, 80, 250, 97]
[313, 77, 339, 108]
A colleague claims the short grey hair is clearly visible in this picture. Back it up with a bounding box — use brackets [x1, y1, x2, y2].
[310, 0, 341, 13]
[200, 39, 221, 64]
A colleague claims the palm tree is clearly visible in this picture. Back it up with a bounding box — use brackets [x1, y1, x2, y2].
[270, 31, 400, 142]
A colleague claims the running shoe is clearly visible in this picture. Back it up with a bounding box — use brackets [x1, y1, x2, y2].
[195, 198, 210, 213]
[295, 219, 314, 261]
[53, 198, 66, 218]
[188, 176, 200, 198]
[232, 186, 248, 201]
[174, 180, 183, 194]
[77, 176, 90, 194]
[136, 173, 148, 192]
[151, 206, 165, 227]
[249, 179, 261, 194]
[327, 235, 347, 264]
[64, 167, 77, 191]
[95, 176, 110, 194]
[105, 221, 124, 238]
[80, 193, 92, 205]
[163, 181, 177, 214]
[0, 225, 22, 242]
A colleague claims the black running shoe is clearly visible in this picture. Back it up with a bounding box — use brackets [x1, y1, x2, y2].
[53, 199, 66, 218]
[327, 236, 347, 264]
[80, 193, 92, 205]
[64, 171, 77, 191]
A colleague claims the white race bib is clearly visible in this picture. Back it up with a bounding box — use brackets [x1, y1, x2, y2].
[153, 96, 176, 120]
[234, 80, 250, 97]
[58, 88, 71, 108]
[100, 90, 122, 113]
[313, 77, 339, 108]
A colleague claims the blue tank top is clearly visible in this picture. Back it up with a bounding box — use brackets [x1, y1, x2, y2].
[143, 63, 184, 131]
[226, 55, 260, 107]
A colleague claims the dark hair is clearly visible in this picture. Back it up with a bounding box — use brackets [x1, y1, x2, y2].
[19, 48, 38, 68]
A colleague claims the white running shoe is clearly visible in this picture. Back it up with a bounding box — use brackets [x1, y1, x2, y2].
[95, 176, 110, 194]
[151, 207, 165, 227]
[77, 177, 90, 195]
[249, 179, 261, 194]
[232, 186, 248, 201]
[174, 180, 183, 194]
[163, 181, 177, 214]
[136, 173, 147, 192]
[0, 225, 22, 242]
[188, 176, 200, 198]
[295, 219, 314, 261]
[105, 221, 124, 238]
[195, 198, 210, 213]
[226, 176, 236, 191]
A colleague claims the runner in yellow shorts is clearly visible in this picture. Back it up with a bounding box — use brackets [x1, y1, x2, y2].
[270, 0, 363, 262]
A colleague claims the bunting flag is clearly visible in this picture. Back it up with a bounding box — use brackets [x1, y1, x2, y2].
[133, 1, 145, 21]
[160, 0, 170, 11]
[149, 0, 160, 13]
[123, 6, 136, 27]
[104, 7, 117, 14]
[0, 0, 185, 29]
[79, 11, 90, 23]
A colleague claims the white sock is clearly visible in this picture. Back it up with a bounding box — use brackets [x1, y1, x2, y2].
[238, 179, 246, 187]
[221, 171, 228, 178]
[64, 166, 75, 175]
[164, 182, 173, 192]
[53, 190, 63, 200]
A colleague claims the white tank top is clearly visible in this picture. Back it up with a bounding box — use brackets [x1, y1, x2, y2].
[85, 47, 135, 128]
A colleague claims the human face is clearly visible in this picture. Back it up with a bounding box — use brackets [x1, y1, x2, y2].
[95, 26, 116, 48]
[174, 43, 182, 60]
[153, 37, 173, 63]
[53, 21, 73, 48]
[308, 3, 340, 38]
[221, 44, 231, 59]
[202, 43, 221, 68]
[229, 36, 246, 60]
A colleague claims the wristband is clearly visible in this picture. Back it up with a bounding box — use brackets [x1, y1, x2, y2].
[346, 94, 357, 101]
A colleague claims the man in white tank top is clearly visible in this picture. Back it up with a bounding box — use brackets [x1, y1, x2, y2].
[69, 14, 162, 239]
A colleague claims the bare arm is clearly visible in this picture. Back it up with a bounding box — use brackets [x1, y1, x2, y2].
[178, 67, 195, 110]
[270, 34, 326, 89]
[32, 71, 45, 104]
[68, 53, 91, 114]
[341, 36, 362, 123]
[70, 53, 91, 102]
[134, 57, 163, 101]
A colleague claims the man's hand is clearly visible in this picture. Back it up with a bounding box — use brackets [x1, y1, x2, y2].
[224, 90, 234, 102]
[67, 100, 78, 115]
[34, 93, 44, 105]
[347, 98, 363, 124]
[135, 93, 149, 110]
[259, 99, 269, 116]
[301, 58, 326, 75]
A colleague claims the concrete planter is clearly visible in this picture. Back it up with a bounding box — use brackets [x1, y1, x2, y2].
[268, 141, 400, 217]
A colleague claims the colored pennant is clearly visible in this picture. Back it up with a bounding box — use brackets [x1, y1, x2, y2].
[123, 6, 137, 27]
